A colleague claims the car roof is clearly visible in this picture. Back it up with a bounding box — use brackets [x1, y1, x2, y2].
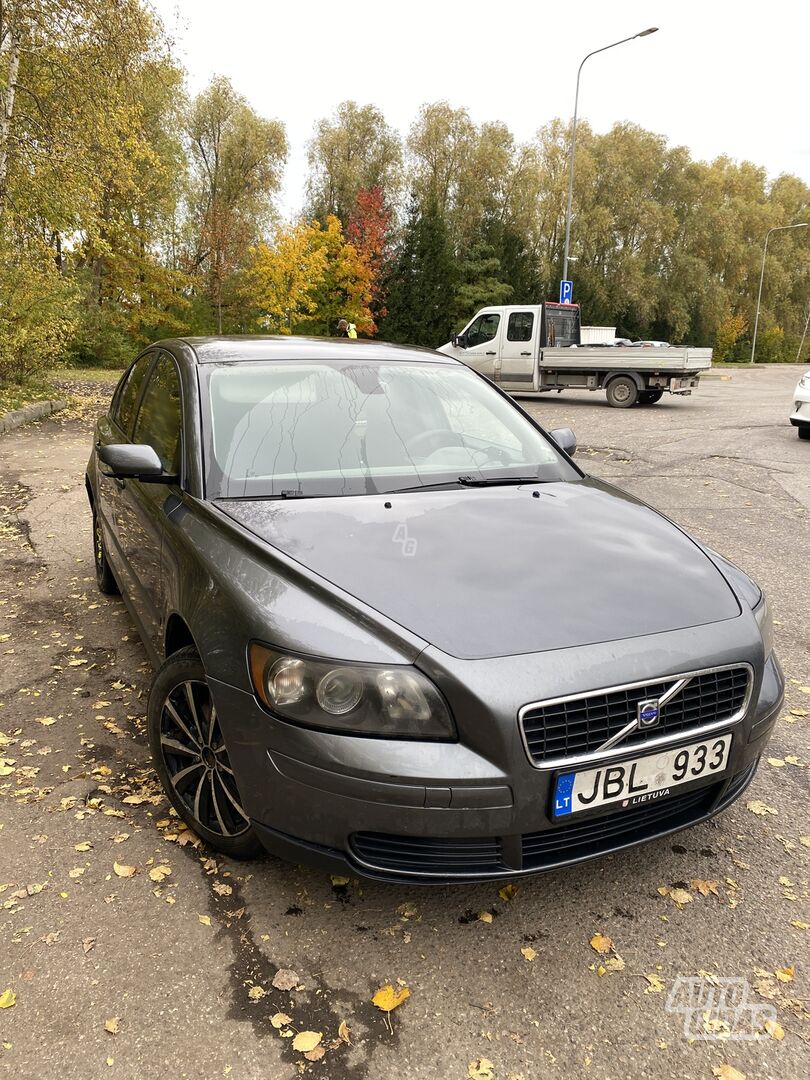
[155, 335, 457, 366]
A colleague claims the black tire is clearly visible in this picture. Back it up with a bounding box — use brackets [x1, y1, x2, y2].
[605, 376, 640, 408]
[93, 508, 119, 595]
[148, 646, 261, 859]
[639, 390, 664, 405]
[799, 426, 810, 440]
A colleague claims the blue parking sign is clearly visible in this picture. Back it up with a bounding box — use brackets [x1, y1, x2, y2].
[559, 279, 573, 305]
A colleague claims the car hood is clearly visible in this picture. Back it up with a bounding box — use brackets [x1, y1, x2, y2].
[216, 479, 740, 660]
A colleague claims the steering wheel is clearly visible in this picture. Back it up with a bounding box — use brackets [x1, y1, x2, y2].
[407, 428, 465, 456]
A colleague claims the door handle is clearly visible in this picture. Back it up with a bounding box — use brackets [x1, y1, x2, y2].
[485, 351, 497, 356]
[520, 351, 531, 356]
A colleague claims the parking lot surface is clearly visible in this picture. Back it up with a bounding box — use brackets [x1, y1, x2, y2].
[0, 365, 807, 1079]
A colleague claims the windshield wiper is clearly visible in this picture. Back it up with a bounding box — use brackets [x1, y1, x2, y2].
[382, 475, 552, 495]
[457, 475, 549, 487]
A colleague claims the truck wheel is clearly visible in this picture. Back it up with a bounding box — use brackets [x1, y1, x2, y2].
[639, 390, 664, 405]
[606, 376, 639, 408]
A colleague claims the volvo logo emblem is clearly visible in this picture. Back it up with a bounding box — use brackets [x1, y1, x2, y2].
[637, 699, 661, 728]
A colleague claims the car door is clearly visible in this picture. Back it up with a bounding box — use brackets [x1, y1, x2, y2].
[459, 312, 502, 379]
[500, 310, 539, 389]
[118, 352, 183, 654]
[95, 353, 155, 590]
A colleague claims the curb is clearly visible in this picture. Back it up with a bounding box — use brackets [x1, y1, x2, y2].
[0, 399, 68, 435]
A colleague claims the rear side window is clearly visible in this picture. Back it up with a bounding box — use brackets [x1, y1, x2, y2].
[507, 312, 534, 342]
[114, 356, 152, 436]
[132, 354, 182, 474]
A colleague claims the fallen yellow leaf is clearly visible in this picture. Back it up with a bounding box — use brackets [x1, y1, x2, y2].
[0, 989, 16, 1009]
[774, 966, 794, 983]
[112, 862, 136, 878]
[746, 799, 777, 816]
[198, 914, 211, 926]
[498, 883, 519, 902]
[74, 842, 92, 852]
[104, 1017, 120, 1035]
[270, 1012, 292, 1029]
[644, 973, 665, 993]
[589, 933, 613, 955]
[521, 946, 537, 962]
[247, 986, 265, 1000]
[292, 1030, 322, 1053]
[763, 1019, 785, 1040]
[148, 865, 171, 883]
[712, 1066, 746, 1080]
[478, 911, 493, 924]
[690, 879, 719, 897]
[468, 1058, 495, 1080]
[330, 875, 350, 887]
[372, 983, 411, 1012]
[338, 1019, 351, 1044]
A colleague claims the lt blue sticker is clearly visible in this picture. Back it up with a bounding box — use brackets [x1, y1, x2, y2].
[553, 772, 575, 817]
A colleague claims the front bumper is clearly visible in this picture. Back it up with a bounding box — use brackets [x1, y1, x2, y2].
[209, 632, 784, 883]
[790, 381, 810, 427]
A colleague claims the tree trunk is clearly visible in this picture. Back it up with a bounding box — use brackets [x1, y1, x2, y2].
[0, 24, 22, 210]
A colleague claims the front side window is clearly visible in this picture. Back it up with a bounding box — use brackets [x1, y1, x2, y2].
[205, 360, 578, 499]
[507, 312, 534, 342]
[114, 356, 152, 436]
[464, 313, 500, 349]
[132, 354, 182, 474]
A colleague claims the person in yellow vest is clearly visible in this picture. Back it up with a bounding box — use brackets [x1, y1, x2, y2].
[336, 318, 358, 338]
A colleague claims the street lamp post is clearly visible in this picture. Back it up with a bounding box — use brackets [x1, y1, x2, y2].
[562, 27, 658, 288]
[750, 222, 809, 362]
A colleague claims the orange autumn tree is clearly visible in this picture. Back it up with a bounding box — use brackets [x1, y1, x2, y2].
[243, 214, 375, 336]
[244, 221, 327, 333]
[305, 214, 375, 336]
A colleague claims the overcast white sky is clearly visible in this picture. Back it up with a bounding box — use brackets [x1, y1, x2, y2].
[151, 0, 810, 218]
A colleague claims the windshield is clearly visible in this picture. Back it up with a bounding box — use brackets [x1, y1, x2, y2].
[204, 359, 578, 499]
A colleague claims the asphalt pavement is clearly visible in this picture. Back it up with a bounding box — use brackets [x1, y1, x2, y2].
[0, 366, 807, 1080]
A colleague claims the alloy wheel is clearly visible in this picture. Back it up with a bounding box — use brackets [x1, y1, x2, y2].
[159, 679, 250, 837]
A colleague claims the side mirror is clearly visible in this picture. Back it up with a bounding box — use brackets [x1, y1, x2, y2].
[548, 427, 577, 457]
[453, 333, 467, 349]
[98, 444, 176, 484]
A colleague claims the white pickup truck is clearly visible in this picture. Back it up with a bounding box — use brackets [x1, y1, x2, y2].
[438, 303, 712, 408]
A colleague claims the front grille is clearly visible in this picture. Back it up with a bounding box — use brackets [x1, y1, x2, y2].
[349, 833, 503, 876]
[521, 666, 749, 765]
[348, 760, 758, 880]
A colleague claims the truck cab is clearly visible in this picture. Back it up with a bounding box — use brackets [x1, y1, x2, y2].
[442, 304, 581, 385]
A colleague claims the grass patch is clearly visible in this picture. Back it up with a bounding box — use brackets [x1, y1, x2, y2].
[0, 379, 58, 416]
[55, 366, 124, 385]
[0, 366, 124, 419]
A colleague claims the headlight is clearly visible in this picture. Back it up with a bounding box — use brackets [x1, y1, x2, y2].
[248, 643, 455, 739]
[754, 596, 773, 659]
[799, 372, 810, 389]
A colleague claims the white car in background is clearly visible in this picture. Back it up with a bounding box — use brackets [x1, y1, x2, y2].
[790, 370, 810, 440]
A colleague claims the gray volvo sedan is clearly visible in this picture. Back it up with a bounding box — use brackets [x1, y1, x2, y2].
[86, 337, 783, 881]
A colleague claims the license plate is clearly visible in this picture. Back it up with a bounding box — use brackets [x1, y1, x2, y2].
[552, 735, 731, 818]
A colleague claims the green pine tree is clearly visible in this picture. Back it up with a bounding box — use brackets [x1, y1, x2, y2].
[381, 195, 457, 348]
